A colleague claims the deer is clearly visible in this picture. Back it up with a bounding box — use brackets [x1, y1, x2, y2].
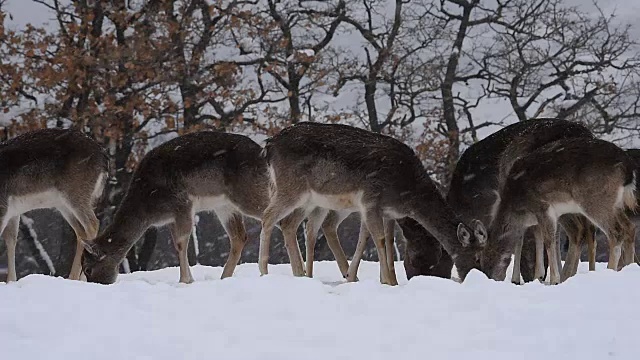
[258, 122, 487, 285]
[0, 128, 108, 282]
[344, 119, 594, 283]
[425, 118, 599, 284]
[81, 130, 353, 284]
[479, 137, 637, 285]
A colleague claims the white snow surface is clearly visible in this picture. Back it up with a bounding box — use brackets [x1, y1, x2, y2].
[2, 261, 640, 359]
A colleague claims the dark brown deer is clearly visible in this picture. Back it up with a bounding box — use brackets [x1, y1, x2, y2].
[81, 131, 353, 284]
[0, 128, 108, 282]
[400, 119, 594, 283]
[481, 137, 637, 284]
[258, 122, 487, 285]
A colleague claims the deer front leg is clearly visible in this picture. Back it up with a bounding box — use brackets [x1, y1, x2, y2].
[320, 217, 350, 279]
[364, 209, 392, 285]
[384, 219, 398, 286]
[346, 220, 368, 282]
[2, 216, 19, 282]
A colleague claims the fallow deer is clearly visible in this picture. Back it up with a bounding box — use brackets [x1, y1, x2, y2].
[0, 128, 108, 282]
[81, 131, 351, 284]
[258, 122, 487, 285]
[480, 137, 637, 285]
[434, 118, 596, 284]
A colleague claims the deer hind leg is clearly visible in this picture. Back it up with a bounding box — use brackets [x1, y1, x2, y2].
[384, 219, 398, 286]
[532, 225, 546, 282]
[560, 215, 583, 282]
[60, 194, 100, 280]
[2, 216, 19, 282]
[259, 191, 304, 276]
[168, 210, 195, 284]
[58, 205, 92, 280]
[304, 208, 329, 278]
[617, 213, 636, 270]
[537, 214, 561, 285]
[279, 208, 307, 277]
[511, 236, 523, 285]
[218, 211, 247, 279]
[363, 209, 392, 285]
[587, 224, 597, 271]
[346, 219, 368, 282]
[320, 211, 350, 279]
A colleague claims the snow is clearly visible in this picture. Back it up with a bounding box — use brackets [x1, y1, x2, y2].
[2, 260, 640, 359]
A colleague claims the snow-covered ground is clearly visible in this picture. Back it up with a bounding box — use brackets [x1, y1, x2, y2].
[2, 261, 639, 360]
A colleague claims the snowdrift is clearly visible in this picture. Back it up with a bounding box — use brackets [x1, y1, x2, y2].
[2, 261, 639, 360]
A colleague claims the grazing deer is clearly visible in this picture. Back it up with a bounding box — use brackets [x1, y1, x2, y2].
[258, 122, 487, 285]
[480, 137, 637, 284]
[391, 119, 593, 282]
[81, 131, 350, 284]
[0, 128, 108, 282]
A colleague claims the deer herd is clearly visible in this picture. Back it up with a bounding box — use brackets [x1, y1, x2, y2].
[1, 118, 638, 287]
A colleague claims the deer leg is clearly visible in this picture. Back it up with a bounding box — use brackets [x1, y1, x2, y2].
[619, 213, 636, 269]
[363, 209, 392, 285]
[532, 225, 546, 281]
[511, 236, 523, 285]
[59, 206, 91, 280]
[279, 209, 307, 277]
[2, 216, 19, 282]
[587, 225, 597, 271]
[60, 198, 100, 280]
[320, 211, 350, 279]
[537, 215, 560, 285]
[562, 236, 581, 282]
[384, 219, 398, 286]
[259, 192, 302, 276]
[168, 212, 195, 284]
[304, 208, 328, 278]
[219, 212, 247, 279]
[346, 220, 368, 282]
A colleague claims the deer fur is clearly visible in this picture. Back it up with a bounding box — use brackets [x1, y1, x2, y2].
[81, 131, 346, 284]
[443, 118, 597, 283]
[481, 137, 637, 284]
[0, 128, 108, 282]
[258, 122, 487, 285]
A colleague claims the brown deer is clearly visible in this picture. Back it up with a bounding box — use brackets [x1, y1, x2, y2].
[480, 137, 637, 284]
[81, 131, 351, 284]
[258, 122, 487, 285]
[427, 118, 596, 284]
[0, 128, 108, 282]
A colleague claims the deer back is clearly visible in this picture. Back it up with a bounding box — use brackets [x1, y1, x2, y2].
[0, 128, 108, 210]
[448, 118, 592, 227]
[263, 122, 432, 212]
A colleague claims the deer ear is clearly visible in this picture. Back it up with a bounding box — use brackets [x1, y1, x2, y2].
[82, 241, 106, 261]
[471, 219, 488, 246]
[457, 223, 471, 247]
